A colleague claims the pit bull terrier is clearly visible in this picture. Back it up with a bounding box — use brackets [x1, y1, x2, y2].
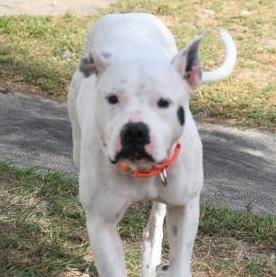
[68, 13, 236, 277]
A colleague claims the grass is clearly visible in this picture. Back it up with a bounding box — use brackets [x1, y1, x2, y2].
[1, 162, 275, 276]
[0, 0, 275, 129]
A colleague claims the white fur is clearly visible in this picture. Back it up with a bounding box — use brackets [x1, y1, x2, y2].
[68, 13, 236, 277]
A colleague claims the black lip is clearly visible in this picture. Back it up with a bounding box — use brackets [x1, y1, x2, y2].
[113, 146, 154, 164]
[109, 157, 117, 164]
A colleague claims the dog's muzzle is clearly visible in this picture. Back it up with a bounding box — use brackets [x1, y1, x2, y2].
[107, 122, 182, 185]
[113, 122, 153, 162]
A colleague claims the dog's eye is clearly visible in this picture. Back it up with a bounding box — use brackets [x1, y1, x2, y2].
[106, 94, 119, 105]
[157, 98, 171, 108]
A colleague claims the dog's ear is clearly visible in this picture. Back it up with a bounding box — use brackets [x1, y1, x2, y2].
[79, 48, 111, 77]
[171, 33, 205, 90]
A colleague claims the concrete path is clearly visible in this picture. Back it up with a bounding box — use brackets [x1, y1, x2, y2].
[0, 0, 113, 16]
[0, 91, 275, 216]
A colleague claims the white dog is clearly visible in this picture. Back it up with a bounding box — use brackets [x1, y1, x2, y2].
[68, 13, 236, 277]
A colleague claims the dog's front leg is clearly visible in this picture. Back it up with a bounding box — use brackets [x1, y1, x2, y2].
[84, 198, 129, 277]
[157, 197, 200, 277]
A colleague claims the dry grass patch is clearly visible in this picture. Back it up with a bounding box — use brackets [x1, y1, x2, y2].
[1, 162, 275, 276]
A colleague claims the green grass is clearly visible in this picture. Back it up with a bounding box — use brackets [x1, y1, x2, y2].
[0, 0, 275, 129]
[1, 162, 275, 276]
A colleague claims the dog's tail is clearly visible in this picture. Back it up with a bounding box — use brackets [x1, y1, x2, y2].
[201, 28, 237, 84]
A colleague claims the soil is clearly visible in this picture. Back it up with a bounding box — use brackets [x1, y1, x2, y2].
[0, 0, 113, 16]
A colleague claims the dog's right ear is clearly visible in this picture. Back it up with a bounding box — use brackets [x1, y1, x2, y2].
[79, 48, 111, 77]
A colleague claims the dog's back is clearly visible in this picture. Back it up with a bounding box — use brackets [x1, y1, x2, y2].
[85, 13, 177, 62]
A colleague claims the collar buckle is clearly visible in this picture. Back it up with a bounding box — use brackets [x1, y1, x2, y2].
[160, 169, 168, 186]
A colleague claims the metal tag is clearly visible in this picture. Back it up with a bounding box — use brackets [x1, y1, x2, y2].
[160, 169, 168, 186]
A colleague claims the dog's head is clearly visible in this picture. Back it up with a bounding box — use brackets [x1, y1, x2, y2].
[79, 30, 236, 171]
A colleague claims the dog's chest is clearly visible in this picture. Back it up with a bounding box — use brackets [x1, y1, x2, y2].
[115, 167, 202, 206]
[152, 171, 201, 205]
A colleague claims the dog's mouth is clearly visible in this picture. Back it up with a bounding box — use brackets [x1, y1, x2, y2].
[111, 146, 154, 164]
[109, 143, 182, 175]
[110, 146, 155, 171]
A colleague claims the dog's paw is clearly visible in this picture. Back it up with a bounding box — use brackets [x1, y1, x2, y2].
[156, 264, 192, 277]
[156, 264, 170, 276]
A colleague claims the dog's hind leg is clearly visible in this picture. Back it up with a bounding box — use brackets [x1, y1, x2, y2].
[142, 201, 166, 277]
[157, 197, 200, 277]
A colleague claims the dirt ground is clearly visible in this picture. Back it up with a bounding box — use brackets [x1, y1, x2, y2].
[0, 0, 113, 15]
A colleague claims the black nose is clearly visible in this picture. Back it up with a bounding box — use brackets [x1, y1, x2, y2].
[120, 122, 150, 147]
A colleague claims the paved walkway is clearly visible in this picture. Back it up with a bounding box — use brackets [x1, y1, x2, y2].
[0, 91, 275, 216]
[0, 0, 113, 16]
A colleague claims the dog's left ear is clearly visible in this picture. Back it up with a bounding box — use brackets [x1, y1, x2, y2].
[171, 33, 205, 90]
[79, 48, 111, 77]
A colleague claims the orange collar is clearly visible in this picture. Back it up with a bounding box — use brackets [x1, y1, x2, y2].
[117, 143, 182, 178]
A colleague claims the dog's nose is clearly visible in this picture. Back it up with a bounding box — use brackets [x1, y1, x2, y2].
[120, 122, 150, 147]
